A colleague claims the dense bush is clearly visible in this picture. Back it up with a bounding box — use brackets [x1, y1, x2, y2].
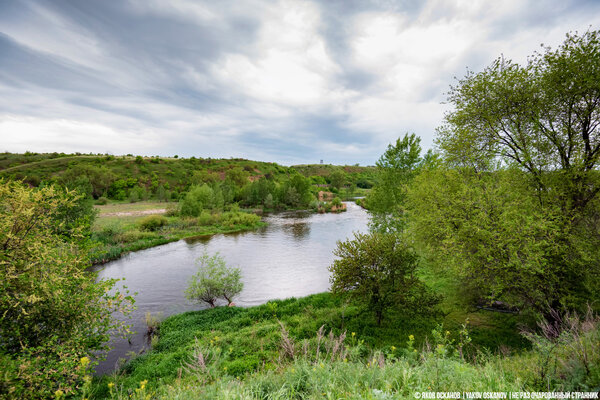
[138, 215, 169, 231]
[96, 196, 109, 205]
[0, 181, 133, 398]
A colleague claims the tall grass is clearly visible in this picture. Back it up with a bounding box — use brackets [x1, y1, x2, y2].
[90, 294, 599, 399]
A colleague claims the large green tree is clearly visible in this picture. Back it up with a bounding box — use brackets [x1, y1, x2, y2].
[420, 30, 600, 316]
[437, 30, 600, 215]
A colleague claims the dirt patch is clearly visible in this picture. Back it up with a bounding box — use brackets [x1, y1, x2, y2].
[100, 209, 167, 217]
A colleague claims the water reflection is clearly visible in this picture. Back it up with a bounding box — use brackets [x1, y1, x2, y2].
[93, 202, 368, 374]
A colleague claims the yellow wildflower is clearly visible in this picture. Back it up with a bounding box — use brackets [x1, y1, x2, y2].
[409, 335, 414, 341]
[80, 356, 90, 367]
[55, 389, 64, 398]
[108, 382, 115, 389]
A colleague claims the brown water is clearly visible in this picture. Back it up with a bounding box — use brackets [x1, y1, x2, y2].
[92, 202, 368, 374]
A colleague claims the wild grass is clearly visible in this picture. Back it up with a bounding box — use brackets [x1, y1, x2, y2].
[87, 290, 585, 399]
[92, 298, 599, 398]
[90, 210, 265, 264]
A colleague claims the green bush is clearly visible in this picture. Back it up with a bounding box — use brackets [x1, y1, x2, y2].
[0, 181, 133, 398]
[219, 211, 261, 228]
[95, 196, 108, 205]
[138, 215, 168, 231]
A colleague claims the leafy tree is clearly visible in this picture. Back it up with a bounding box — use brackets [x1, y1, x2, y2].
[329, 232, 439, 325]
[365, 133, 426, 233]
[156, 184, 167, 202]
[437, 29, 600, 215]
[180, 184, 217, 216]
[430, 30, 600, 316]
[329, 169, 347, 190]
[0, 181, 133, 398]
[407, 167, 591, 315]
[185, 252, 243, 307]
[226, 167, 250, 187]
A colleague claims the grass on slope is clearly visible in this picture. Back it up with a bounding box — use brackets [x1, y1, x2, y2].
[92, 289, 538, 398]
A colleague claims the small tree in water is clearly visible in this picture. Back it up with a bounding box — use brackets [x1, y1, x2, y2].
[185, 252, 243, 307]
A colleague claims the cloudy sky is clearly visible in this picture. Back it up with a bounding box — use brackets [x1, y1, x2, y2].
[1, 0, 599, 165]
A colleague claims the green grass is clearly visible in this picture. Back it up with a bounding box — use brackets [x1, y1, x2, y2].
[90, 209, 265, 264]
[89, 291, 600, 399]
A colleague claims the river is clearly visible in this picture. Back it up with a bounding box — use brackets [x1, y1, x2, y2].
[92, 201, 369, 374]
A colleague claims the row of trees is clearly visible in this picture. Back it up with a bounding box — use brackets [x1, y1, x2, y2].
[335, 30, 600, 324]
[179, 173, 315, 217]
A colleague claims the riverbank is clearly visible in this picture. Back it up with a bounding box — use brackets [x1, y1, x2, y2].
[90, 291, 599, 398]
[90, 202, 265, 264]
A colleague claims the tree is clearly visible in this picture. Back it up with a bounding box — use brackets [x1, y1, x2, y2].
[179, 184, 217, 216]
[0, 181, 133, 398]
[185, 252, 243, 307]
[329, 169, 347, 191]
[437, 29, 600, 216]
[426, 30, 600, 316]
[365, 133, 427, 233]
[329, 232, 439, 325]
[406, 167, 588, 315]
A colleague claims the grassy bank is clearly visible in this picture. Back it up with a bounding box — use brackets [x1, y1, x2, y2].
[90, 202, 264, 264]
[84, 289, 599, 399]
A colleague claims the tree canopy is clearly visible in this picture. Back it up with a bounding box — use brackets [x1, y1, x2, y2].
[329, 232, 439, 325]
[185, 252, 243, 307]
[414, 30, 600, 317]
[437, 29, 600, 214]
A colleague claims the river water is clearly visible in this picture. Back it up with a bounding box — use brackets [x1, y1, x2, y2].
[92, 202, 368, 374]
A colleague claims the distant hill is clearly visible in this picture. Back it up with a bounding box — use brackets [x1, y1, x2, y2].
[0, 152, 376, 196]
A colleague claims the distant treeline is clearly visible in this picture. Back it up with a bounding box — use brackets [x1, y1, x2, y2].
[0, 152, 376, 208]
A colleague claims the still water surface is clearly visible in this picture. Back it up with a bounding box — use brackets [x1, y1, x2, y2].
[93, 202, 368, 374]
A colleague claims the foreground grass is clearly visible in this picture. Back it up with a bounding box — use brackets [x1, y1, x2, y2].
[90, 204, 264, 264]
[85, 290, 598, 399]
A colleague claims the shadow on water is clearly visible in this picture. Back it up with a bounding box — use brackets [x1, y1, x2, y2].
[93, 202, 368, 374]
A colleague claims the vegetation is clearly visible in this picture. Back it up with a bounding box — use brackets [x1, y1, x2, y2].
[90, 206, 264, 264]
[329, 232, 439, 325]
[185, 252, 243, 307]
[363, 133, 432, 233]
[414, 29, 600, 319]
[3, 29, 600, 399]
[0, 181, 134, 399]
[91, 294, 598, 399]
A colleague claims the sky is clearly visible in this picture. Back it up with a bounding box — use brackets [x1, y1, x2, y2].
[1, 0, 599, 165]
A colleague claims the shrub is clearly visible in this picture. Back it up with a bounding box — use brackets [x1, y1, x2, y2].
[0, 181, 133, 398]
[138, 215, 168, 231]
[329, 232, 440, 325]
[219, 211, 261, 228]
[96, 196, 108, 205]
[198, 210, 216, 226]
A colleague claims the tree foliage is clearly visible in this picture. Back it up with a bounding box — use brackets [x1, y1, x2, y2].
[329, 232, 439, 325]
[422, 30, 600, 316]
[185, 252, 243, 307]
[0, 180, 133, 398]
[365, 133, 430, 233]
[407, 167, 594, 315]
[437, 29, 600, 215]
